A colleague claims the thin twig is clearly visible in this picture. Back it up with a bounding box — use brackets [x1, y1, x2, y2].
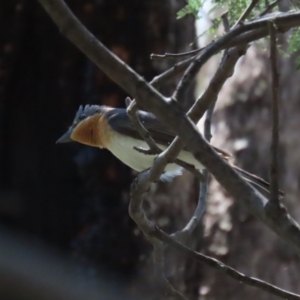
[259, 0, 281, 17]
[170, 11, 300, 106]
[127, 98, 205, 181]
[161, 46, 247, 241]
[189, 46, 246, 123]
[171, 169, 207, 241]
[189, 100, 218, 229]
[127, 99, 161, 154]
[204, 102, 216, 141]
[150, 8, 290, 90]
[172, 88, 219, 240]
[150, 55, 196, 89]
[172, 160, 205, 181]
[129, 163, 187, 299]
[221, 11, 230, 32]
[169, 47, 242, 242]
[268, 22, 280, 204]
[150, 48, 204, 60]
[152, 241, 187, 299]
[39, 0, 300, 256]
[233, 0, 260, 28]
[171, 68, 191, 104]
[153, 227, 300, 300]
[134, 146, 205, 181]
[125, 97, 132, 108]
[184, 93, 218, 234]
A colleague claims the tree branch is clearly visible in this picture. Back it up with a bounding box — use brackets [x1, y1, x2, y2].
[153, 227, 300, 300]
[150, 9, 295, 90]
[126, 98, 161, 155]
[269, 22, 280, 204]
[38, 0, 300, 257]
[150, 48, 204, 60]
[172, 11, 300, 107]
[150, 55, 196, 90]
[233, 0, 260, 28]
[152, 241, 187, 299]
[189, 46, 246, 122]
[174, 99, 216, 239]
[156, 47, 245, 204]
[126, 98, 205, 181]
[129, 164, 188, 299]
[171, 47, 229, 240]
[222, 11, 230, 32]
[259, 0, 281, 17]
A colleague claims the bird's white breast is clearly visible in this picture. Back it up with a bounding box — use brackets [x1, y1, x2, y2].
[106, 132, 204, 180]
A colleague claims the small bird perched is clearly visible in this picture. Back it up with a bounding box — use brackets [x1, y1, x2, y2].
[57, 105, 279, 195]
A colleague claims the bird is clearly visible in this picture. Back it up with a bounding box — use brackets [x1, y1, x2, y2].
[57, 104, 282, 196]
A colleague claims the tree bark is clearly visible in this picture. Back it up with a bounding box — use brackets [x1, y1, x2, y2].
[202, 46, 300, 300]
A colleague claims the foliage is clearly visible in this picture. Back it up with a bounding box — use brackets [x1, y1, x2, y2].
[287, 28, 300, 68]
[178, 0, 265, 24]
[177, 0, 300, 67]
[177, 0, 203, 19]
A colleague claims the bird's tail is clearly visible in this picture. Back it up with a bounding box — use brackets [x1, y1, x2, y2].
[232, 165, 285, 198]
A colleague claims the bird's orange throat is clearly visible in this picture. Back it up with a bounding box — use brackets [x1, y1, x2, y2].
[70, 113, 112, 148]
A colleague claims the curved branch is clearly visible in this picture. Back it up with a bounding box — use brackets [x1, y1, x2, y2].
[154, 227, 300, 300]
[38, 0, 300, 257]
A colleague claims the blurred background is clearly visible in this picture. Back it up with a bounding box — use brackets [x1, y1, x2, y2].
[1, 0, 300, 299]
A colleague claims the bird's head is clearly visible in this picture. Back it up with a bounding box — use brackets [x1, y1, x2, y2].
[56, 105, 111, 148]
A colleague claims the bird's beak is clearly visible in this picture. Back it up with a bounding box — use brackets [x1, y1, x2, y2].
[56, 129, 73, 144]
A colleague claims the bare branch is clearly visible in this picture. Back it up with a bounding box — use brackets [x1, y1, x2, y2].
[171, 11, 300, 106]
[125, 96, 132, 108]
[187, 100, 218, 233]
[221, 11, 230, 32]
[39, 0, 300, 255]
[127, 99, 161, 155]
[169, 46, 244, 245]
[129, 166, 187, 298]
[150, 55, 196, 89]
[150, 48, 204, 60]
[172, 64, 221, 240]
[233, 0, 260, 28]
[153, 227, 300, 300]
[191, 99, 219, 228]
[259, 0, 281, 17]
[171, 169, 208, 241]
[189, 46, 246, 122]
[152, 241, 187, 299]
[173, 160, 205, 181]
[204, 102, 216, 141]
[126, 95, 206, 300]
[268, 22, 280, 204]
[127, 98, 205, 181]
[226, 27, 270, 47]
[150, 9, 292, 90]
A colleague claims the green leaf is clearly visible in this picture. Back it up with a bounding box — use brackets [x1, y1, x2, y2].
[177, 0, 203, 19]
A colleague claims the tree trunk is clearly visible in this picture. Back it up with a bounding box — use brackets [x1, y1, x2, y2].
[200, 46, 300, 300]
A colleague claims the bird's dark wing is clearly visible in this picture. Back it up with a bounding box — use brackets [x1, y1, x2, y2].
[106, 108, 176, 145]
[105, 108, 231, 159]
[106, 108, 286, 198]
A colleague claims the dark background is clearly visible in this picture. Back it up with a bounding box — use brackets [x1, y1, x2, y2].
[0, 0, 199, 298]
[2, 1, 300, 300]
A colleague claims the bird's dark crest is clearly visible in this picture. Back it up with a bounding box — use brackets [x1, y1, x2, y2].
[73, 105, 102, 126]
